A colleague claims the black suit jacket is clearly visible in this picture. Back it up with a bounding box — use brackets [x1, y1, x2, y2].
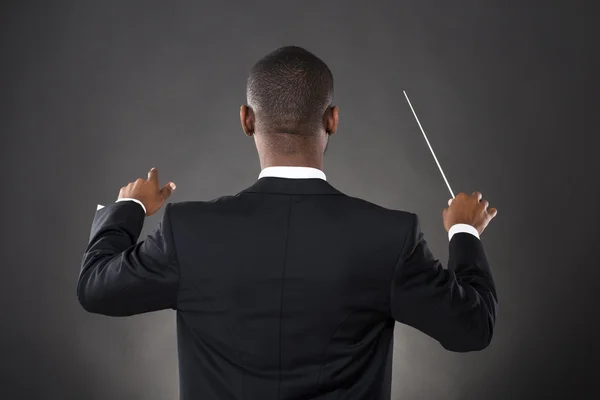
[78, 177, 498, 400]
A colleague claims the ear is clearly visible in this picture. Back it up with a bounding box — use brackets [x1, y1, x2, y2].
[324, 106, 339, 135]
[240, 105, 255, 136]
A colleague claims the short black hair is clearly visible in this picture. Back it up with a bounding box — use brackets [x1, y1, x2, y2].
[246, 46, 334, 135]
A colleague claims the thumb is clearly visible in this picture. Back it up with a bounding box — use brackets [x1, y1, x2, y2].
[488, 207, 498, 218]
[161, 182, 176, 199]
[448, 198, 453, 206]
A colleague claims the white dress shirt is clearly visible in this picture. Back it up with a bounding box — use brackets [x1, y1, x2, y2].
[98, 166, 478, 241]
[259, 166, 327, 181]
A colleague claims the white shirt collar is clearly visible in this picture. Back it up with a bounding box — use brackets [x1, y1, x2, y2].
[259, 166, 327, 181]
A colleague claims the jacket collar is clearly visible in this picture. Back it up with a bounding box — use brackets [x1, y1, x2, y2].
[239, 177, 344, 196]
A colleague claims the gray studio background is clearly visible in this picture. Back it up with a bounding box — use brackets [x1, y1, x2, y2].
[1, 1, 598, 399]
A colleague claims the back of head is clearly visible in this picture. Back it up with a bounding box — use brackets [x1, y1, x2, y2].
[246, 46, 334, 136]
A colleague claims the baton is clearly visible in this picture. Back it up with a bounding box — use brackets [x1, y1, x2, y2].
[403, 90, 455, 199]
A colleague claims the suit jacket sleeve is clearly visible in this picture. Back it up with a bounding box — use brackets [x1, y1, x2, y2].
[77, 201, 179, 316]
[390, 213, 498, 352]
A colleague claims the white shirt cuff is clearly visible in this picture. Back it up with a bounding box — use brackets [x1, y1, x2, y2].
[96, 199, 146, 214]
[448, 224, 480, 241]
[116, 198, 147, 214]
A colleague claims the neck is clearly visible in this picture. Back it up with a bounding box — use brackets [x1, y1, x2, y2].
[255, 132, 326, 170]
[259, 153, 323, 170]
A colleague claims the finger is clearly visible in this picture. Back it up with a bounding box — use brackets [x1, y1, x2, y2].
[472, 192, 482, 201]
[160, 182, 176, 200]
[488, 207, 498, 218]
[147, 167, 158, 182]
[448, 198, 453, 206]
[481, 200, 489, 209]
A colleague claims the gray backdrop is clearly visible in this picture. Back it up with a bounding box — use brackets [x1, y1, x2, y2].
[2, 1, 598, 399]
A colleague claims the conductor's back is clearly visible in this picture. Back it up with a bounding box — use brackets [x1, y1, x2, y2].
[77, 46, 498, 400]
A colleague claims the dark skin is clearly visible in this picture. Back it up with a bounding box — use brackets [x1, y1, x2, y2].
[115, 105, 497, 233]
[239, 105, 339, 170]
